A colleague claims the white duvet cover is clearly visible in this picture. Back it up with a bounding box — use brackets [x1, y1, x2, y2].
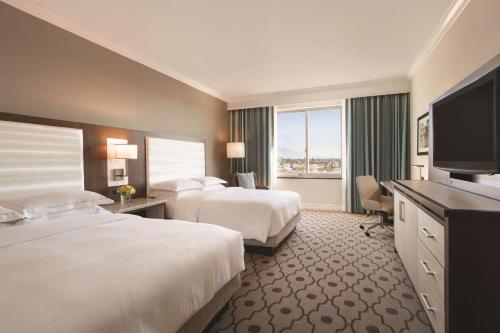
[0, 212, 244, 333]
[172, 187, 301, 243]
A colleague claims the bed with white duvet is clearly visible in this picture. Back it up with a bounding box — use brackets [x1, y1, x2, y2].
[149, 178, 302, 251]
[146, 137, 302, 253]
[0, 193, 244, 333]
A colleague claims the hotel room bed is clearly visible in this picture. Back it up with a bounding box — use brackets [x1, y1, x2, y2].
[146, 137, 302, 254]
[151, 186, 301, 246]
[0, 210, 244, 333]
[0, 120, 245, 333]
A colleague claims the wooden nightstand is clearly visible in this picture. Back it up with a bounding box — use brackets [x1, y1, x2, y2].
[100, 197, 168, 219]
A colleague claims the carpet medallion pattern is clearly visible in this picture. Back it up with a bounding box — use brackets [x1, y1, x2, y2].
[209, 210, 432, 333]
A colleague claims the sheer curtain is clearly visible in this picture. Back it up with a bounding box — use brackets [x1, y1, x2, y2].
[346, 93, 410, 213]
[229, 106, 274, 187]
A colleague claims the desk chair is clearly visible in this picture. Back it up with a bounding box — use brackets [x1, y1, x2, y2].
[356, 176, 394, 236]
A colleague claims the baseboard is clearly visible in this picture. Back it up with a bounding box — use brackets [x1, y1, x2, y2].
[302, 204, 342, 211]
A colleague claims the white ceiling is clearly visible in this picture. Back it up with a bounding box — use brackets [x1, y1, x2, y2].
[7, 0, 455, 101]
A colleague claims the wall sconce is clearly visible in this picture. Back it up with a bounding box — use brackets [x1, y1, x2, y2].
[114, 144, 138, 160]
[107, 139, 137, 187]
[412, 164, 424, 180]
[227, 142, 245, 159]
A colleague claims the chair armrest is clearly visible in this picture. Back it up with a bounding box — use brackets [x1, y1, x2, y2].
[255, 184, 270, 190]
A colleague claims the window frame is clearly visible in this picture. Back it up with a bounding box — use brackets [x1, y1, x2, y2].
[276, 106, 342, 179]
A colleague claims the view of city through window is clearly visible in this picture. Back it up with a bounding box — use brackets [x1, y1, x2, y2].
[277, 108, 342, 177]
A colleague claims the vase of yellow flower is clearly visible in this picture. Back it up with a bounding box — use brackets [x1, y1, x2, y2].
[117, 185, 136, 203]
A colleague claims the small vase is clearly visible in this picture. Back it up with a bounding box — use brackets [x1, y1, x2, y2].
[120, 194, 131, 203]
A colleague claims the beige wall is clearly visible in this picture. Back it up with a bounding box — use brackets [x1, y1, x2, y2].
[275, 178, 343, 210]
[410, 0, 500, 179]
[0, 3, 229, 178]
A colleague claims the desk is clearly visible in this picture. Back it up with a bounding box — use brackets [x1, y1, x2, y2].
[380, 181, 394, 195]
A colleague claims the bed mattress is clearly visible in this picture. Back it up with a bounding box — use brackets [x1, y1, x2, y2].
[0, 212, 244, 333]
[152, 187, 301, 243]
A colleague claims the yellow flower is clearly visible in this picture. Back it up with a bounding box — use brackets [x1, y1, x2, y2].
[118, 185, 136, 196]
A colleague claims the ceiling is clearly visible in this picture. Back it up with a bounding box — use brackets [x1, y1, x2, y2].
[7, 0, 454, 101]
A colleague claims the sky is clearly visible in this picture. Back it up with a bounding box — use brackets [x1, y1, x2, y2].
[277, 108, 341, 159]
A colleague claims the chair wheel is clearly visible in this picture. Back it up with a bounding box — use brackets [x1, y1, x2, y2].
[360, 225, 365, 230]
[365, 232, 370, 237]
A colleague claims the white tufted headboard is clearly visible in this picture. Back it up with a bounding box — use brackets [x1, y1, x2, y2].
[0, 120, 84, 200]
[146, 137, 206, 194]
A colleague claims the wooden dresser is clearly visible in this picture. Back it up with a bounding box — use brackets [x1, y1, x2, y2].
[393, 180, 500, 333]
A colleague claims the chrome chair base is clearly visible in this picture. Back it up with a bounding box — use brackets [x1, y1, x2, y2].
[359, 212, 393, 237]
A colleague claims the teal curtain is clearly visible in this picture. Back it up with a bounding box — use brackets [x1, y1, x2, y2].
[346, 93, 410, 213]
[229, 106, 274, 187]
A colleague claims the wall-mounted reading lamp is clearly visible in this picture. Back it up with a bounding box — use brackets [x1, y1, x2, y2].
[412, 164, 424, 180]
[107, 138, 137, 187]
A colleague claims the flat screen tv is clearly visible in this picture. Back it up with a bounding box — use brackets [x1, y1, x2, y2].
[432, 66, 500, 174]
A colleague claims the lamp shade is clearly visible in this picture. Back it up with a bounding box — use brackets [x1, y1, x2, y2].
[227, 142, 245, 158]
[114, 144, 137, 159]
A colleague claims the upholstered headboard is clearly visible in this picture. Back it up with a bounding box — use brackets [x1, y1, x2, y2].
[146, 137, 205, 194]
[0, 120, 84, 200]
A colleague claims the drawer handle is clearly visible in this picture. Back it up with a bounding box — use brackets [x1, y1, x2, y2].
[420, 293, 436, 312]
[399, 201, 405, 222]
[420, 227, 435, 238]
[420, 260, 435, 275]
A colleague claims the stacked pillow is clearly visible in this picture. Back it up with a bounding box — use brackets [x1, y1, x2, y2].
[151, 179, 204, 192]
[191, 176, 227, 186]
[0, 190, 113, 225]
[150, 177, 227, 198]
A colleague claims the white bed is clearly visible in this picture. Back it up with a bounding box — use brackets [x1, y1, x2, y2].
[146, 137, 302, 252]
[0, 121, 245, 333]
[0, 211, 244, 333]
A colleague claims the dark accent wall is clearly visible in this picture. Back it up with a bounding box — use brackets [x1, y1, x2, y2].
[0, 2, 228, 179]
[0, 112, 203, 201]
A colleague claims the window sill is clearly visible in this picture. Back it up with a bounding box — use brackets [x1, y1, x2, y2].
[278, 175, 342, 180]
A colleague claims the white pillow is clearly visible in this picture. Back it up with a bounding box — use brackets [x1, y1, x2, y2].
[151, 179, 203, 192]
[192, 176, 227, 186]
[0, 190, 113, 219]
[151, 188, 201, 200]
[201, 184, 225, 191]
[23, 205, 111, 223]
[0, 206, 24, 223]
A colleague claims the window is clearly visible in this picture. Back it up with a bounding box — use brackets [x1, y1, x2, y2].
[277, 107, 342, 178]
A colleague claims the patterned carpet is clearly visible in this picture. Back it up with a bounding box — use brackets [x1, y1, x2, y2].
[208, 210, 432, 333]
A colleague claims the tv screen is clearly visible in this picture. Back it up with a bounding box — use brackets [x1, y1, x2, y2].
[432, 71, 498, 173]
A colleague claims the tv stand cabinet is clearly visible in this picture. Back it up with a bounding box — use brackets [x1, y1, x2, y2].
[392, 180, 500, 333]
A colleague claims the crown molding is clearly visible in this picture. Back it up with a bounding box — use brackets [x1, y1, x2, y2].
[408, 0, 470, 78]
[227, 77, 410, 110]
[3, 0, 225, 100]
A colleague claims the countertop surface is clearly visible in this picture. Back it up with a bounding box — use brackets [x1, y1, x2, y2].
[100, 197, 167, 213]
[393, 180, 500, 214]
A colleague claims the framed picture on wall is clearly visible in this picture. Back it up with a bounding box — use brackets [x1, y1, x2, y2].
[417, 112, 429, 155]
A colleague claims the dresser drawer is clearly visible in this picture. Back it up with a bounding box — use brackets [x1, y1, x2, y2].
[417, 239, 445, 303]
[418, 282, 445, 333]
[418, 210, 445, 266]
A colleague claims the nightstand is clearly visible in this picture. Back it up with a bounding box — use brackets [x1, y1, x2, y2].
[100, 197, 168, 219]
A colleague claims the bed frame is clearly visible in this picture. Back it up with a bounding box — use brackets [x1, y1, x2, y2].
[146, 136, 206, 196]
[0, 120, 84, 200]
[243, 212, 301, 255]
[178, 275, 240, 333]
